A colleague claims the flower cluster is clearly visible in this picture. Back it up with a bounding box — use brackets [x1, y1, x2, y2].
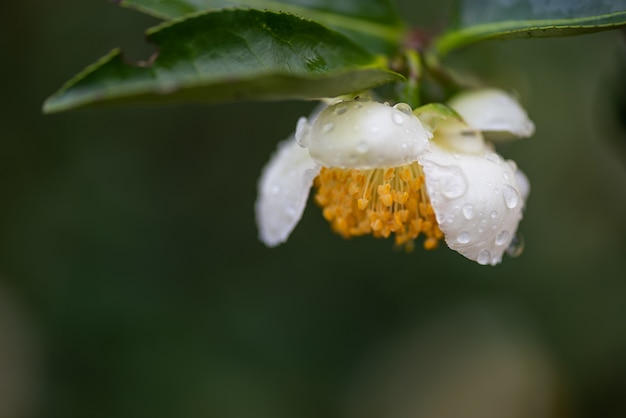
[255, 89, 533, 265]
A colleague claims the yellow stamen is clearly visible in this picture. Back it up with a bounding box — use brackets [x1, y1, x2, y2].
[313, 163, 443, 249]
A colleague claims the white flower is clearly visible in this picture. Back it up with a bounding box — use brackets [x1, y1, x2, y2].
[256, 90, 533, 265]
[447, 88, 535, 140]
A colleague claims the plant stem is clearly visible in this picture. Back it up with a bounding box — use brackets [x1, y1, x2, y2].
[397, 49, 421, 108]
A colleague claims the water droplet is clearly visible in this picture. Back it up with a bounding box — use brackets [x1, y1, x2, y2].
[453, 154, 461, 160]
[502, 171, 510, 181]
[383, 101, 391, 107]
[457, 231, 471, 244]
[486, 153, 501, 163]
[462, 204, 475, 220]
[490, 211, 498, 219]
[285, 205, 297, 217]
[356, 141, 369, 154]
[370, 125, 381, 133]
[392, 112, 404, 125]
[401, 142, 408, 149]
[506, 233, 525, 257]
[495, 230, 510, 246]
[440, 168, 468, 199]
[295, 117, 309, 147]
[322, 122, 334, 133]
[478, 219, 487, 233]
[502, 185, 520, 209]
[393, 103, 413, 115]
[333, 104, 347, 115]
[477, 249, 491, 265]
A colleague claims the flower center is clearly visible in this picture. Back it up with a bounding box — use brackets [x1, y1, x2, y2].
[313, 163, 443, 250]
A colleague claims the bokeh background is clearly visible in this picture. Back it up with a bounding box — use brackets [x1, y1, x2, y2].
[1, 1, 626, 417]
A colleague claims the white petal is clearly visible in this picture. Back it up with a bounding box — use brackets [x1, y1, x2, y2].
[448, 89, 535, 140]
[256, 137, 321, 247]
[418, 143, 527, 265]
[515, 168, 530, 204]
[306, 99, 431, 169]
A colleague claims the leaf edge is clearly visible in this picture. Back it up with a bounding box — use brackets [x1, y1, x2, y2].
[434, 10, 626, 56]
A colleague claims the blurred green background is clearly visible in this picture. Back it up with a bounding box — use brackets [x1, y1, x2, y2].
[1, 1, 626, 417]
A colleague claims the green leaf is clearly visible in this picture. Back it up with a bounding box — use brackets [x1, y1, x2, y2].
[43, 10, 403, 114]
[116, 0, 406, 54]
[435, 0, 626, 56]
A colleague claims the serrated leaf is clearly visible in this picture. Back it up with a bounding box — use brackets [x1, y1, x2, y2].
[117, 0, 406, 54]
[43, 10, 403, 114]
[435, 0, 626, 56]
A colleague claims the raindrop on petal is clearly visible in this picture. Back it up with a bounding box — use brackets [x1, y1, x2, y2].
[478, 219, 488, 233]
[477, 249, 491, 265]
[333, 104, 347, 115]
[285, 205, 297, 218]
[392, 112, 404, 125]
[356, 141, 369, 154]
[322, 122, 334, 133]
[506, 233, 525, 257]
[440, 168, 468, 199]
[502, 185, 520, 209]
[295, 117, 310, 147]
[393, 103, 413, 115]
[462, 204, 475, 220]
[486, 153, 501, 163]
[457, 231, 471, 244]
[495, 230, 510, 246]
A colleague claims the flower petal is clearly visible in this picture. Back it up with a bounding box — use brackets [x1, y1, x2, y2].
[418, 140, 527, 265]
[306, 99, 431, 169]
[447, 89, 535, 140]
[256, 137, 321, 247]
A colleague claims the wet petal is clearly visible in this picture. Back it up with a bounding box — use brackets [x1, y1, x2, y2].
[515, 168, 530, 204]
[418, 142, 527, 265]
[448, 89, 535, 140]
[306, 99, 431, 169]
[256, 137, 321, 247]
